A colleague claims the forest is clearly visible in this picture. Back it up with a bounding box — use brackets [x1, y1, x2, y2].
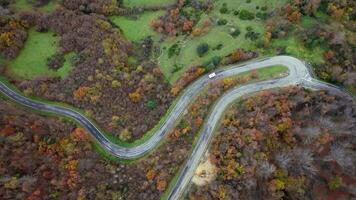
[0, 0, 355, 199]
[188, 87, 356, 199]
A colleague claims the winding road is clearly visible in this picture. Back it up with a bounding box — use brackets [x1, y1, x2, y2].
[0, 56, 352, 200]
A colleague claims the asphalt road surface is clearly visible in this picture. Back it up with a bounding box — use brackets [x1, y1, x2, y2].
[0, 56, 352, 200]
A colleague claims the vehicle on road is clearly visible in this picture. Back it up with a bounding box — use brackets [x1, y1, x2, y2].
[208, 72, 216, 79]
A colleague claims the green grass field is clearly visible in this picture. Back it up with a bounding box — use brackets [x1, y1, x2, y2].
[158, 0, 288, 83]
[11, 0, 58, 13]
[265, 36, 326, 64]
[110, 11, 165, 42]
[123, 0, 175, 7]
[7, 29, 73, 80]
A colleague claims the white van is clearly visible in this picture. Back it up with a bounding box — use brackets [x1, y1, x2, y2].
[208, 72, 216, 79]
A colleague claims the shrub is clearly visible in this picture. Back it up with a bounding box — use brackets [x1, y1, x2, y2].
[239, 9, 255, 20]
[213, 44, 224, 50]
[246, 26, 253, 31]
[220, 3, 229, 14]
[328, 176, 343, 190]
[197, 43, 209, 57]
[245, 31, 260, 40]
[261, 6, 268, 11]
[211, 56, 221, 66]
[146, 100, 157, 110]
[203, 56, 221, 71]
[230, 27, 241, 38]
[168, 43, 180, 58]
[172, 64, 183, 73]
[256, 12, 268, 20]
[217, 18, 228, 25]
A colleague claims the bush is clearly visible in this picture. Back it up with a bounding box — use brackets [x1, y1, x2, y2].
[197, 43, 209, 57]
[203, 56, 221, 71]
[47, 53, 64, 71]
[239, 9, 255, 20]
[220, 3, 228, 14]
[168, 43, 180, 58]
[246, 26, 253, 32]
[230, 27, 241, 38]
[217, 19, 228, 25]
[245, 31, 260, 41]
[212, 43, 223, 50]
[256, 12, 268, 20]
[146, 100, 157, 110]
[211, 56, 221, 66]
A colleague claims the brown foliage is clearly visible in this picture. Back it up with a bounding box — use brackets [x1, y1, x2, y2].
[188, 87, 356, 199]
[0, 15, 27, 59]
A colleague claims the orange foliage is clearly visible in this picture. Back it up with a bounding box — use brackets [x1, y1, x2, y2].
[0, 125, 16, 136]
[251, 69, 259, 79]
[191, 28, 203, 37]
[171, 67, 205, 96]
[230, 49, 244, 63]
[73, 86, 90, 99]
[72, 128, 89, 141]
[156, 180, 167, 191]
[288, 11, 302, 23]
[170, 86, 181, 97]
[324, 50, 335, 60]
[194, 117, 203, 127]
[146, 169, 156, 181]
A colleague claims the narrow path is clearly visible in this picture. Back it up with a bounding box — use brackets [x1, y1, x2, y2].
[0, 56, 352, 200]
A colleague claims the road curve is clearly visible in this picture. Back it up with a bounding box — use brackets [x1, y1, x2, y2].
[0, 56, 353, 200]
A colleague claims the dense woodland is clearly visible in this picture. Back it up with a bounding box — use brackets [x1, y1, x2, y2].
[188, 87, 356, 199]
[1, 0, 355, 142]
[0, 69, 268, 199]
[0, 1, 356, 199]
[0, 98, 191, 199]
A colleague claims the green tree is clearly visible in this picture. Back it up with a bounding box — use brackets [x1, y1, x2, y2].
[197, 43, 209, 57]
[146, 100, 157, 110]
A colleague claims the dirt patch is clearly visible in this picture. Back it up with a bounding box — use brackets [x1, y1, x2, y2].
[192, 152, 217, 186]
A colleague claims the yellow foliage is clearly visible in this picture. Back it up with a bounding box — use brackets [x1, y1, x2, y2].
[128, 91, 142, 103]
[0, 32, 14, 47]
[4, 176, 18, 189]
[146, 169, 156, 181]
